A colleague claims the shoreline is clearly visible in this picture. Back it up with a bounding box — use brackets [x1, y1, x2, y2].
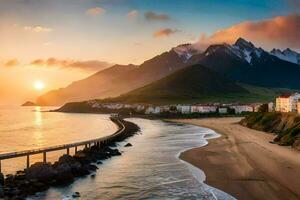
[169, 117, 300, 200]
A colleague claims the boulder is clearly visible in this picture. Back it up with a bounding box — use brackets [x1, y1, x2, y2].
[124, 143, 132, 147]
[84, 164, 98, 172]
[0, 184, 3, 198]
[96, 161, 103, 165]
[0, 173, 4, 185]
[26, 162, 56, 182]
[57, 154, 82, 172]
[72, 192, 80, 198]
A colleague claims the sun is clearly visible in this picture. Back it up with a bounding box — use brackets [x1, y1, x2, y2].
[34, 81, 45, 91]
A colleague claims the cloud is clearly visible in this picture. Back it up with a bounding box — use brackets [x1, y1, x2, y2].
[153, 28, 180, 38]
[196, 14, 300, 50]
[24, 26, 52, 33]
[127, 10, 138, 18]
[86, 7, 106, 15]
[4, 59, 19, 67]
[144, 11, 170, 21]
[30, 58, 112, 71]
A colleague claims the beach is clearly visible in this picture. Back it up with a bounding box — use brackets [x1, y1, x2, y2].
[170, 117, 300, 200]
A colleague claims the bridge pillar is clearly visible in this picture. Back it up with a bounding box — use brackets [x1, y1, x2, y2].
[26, 155, 30, 169]
[75, 146, 78, 154]
[43, 152, 47, 163]
[67, 148, 70, 155]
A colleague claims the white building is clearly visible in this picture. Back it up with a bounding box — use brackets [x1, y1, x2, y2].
[218, 107, 228, 114]
[268, 102, 274, 112]
[276, 93, 300, 112]
[251, 103, 263, 112]
[191, 105, 217, 113]
[229, 105, 254, 114]
[145, 106, 161, 114]
[176, 105, 191, 114]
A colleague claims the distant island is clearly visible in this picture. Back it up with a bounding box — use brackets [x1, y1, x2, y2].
[21, 101, 36, 106]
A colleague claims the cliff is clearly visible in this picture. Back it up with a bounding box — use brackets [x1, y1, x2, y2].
[240, 112, 300, 150]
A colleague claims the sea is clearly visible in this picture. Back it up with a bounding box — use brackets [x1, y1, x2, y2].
[0, 106, 235, 200]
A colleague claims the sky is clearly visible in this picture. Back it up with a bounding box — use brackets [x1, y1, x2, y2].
[0, 0, 299, 104]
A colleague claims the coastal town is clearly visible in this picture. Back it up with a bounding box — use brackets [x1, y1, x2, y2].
[84, 92, 300, 116]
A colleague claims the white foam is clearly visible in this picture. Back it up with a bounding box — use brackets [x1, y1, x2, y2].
[176, 127, 237, 200]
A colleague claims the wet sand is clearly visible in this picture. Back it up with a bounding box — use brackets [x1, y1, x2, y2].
[170, 118, 300, 200]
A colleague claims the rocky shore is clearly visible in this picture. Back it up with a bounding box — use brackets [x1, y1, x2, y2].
[0, 118, 140, 200]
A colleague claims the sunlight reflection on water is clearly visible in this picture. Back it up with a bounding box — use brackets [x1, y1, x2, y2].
[0, 106, 117, 174]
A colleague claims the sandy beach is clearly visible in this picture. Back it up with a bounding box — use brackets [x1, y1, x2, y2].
[170, 118, 300, 200]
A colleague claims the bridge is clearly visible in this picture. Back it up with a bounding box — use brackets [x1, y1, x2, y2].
[0, 117, 126, 173]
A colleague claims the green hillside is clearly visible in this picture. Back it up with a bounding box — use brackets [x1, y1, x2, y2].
[104, 64, 280, 104]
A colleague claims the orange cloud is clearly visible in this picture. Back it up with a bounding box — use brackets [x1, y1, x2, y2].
[30, 58, 112, 71]
[153, 28, 180, 38]
[197, 14, 300, 50]
[4, 59, 19, 67]
[86, 7, 106, 15]
[145, 11, 170, 21]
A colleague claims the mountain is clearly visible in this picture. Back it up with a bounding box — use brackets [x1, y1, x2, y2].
[37, 46, 200, 105]
[21, 101, 36, 106]
[188, 38, 300, 89]
[37, 64, 138, 105]
[104, 64, 269, 104]
[270, 48, 300, 65]
[37, 37, 300, 105]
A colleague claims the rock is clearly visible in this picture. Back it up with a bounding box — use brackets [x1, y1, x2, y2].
[124, 143, 132, 147]
[96, 161, 103, 165]
[31, 181, 47, 191]
[0, 173, 4, 185]
[108, 148, 122, 156]
[0, 184, 3, 198]
[57, 154, 82, 172]
[90, 174, 96, 178]
[72, 192, 80, 198]
[53, 154, 85, 183]
[26, 162, 56, 182]
[74, 151, 90, 164]
[85, 164, 98, 172]
[54, 165, 74, 184]
[109, 143, 117, 147]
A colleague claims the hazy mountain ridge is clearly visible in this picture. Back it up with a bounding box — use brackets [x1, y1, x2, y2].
[270, 48, 300, 65]
[37, 50, 189, 105]
[37, 38, 300, 105]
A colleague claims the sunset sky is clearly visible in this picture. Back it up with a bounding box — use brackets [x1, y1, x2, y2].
[1, 0, 300, 104]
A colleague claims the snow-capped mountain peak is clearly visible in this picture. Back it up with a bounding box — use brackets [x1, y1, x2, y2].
[172, 43, 201, 62]
[230, 38, 263, 64]
[234, 37, 255, 50]
[270, 48, 300, 65]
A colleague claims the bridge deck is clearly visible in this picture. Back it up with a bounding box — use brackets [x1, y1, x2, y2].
[0, 117, 125, 160]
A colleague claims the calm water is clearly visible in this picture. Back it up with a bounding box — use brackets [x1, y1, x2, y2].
[30, 118, 235, 200]
[0, 106, 117, 174]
